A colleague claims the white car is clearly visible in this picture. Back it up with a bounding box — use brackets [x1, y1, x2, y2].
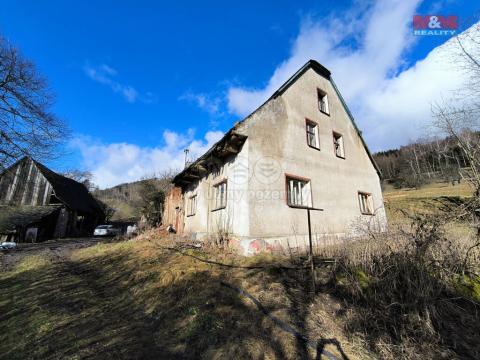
[94, 225, 121, 237]
[0, 241, 17, 250]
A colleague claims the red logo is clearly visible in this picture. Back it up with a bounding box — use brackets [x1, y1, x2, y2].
[413, 15, 458, 30]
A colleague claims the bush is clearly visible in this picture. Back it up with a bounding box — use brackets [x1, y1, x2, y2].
[324, 215, 480, 359]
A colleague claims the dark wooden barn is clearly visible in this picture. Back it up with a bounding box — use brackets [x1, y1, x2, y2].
[0, 157, 104, 242]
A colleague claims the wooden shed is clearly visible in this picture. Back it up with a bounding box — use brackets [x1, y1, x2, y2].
[0, 157, 104, 242]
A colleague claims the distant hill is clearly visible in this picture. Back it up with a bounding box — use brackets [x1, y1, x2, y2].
[93, 180, 145, 221]
[94, 176, 173, 221]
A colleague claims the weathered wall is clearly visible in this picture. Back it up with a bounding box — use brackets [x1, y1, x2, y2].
[0, 158, 52, 206]
[174, 66, 387, 253]
[163, 186, 184, 234]
[244, 67, 386, 249]
[182, 131, 250, 239]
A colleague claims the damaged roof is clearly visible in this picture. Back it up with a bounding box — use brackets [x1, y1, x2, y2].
[173, 128, 247, 186]
[173, 59, 380, 185]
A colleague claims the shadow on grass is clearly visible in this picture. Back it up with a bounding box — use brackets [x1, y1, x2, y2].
[0, 249, 347, 359]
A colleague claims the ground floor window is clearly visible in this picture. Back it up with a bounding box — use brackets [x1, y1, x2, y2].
[187, 195, 197, 216]
[213, 181, 227, 210]
[286, 175, 312, 207]
[358, 192, 373, 215]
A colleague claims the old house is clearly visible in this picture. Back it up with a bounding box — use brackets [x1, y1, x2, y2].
[0, 157, 104, 242]
[164, 60, 387, 254]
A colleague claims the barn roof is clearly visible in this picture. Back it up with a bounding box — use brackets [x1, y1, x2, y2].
[32, 160, 103, 215]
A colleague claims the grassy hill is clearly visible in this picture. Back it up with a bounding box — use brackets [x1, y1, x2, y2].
[383, 181, 472, 221]
[0, 182, 478, 359]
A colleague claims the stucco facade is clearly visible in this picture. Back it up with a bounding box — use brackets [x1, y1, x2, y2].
[168, 60, 387, 254]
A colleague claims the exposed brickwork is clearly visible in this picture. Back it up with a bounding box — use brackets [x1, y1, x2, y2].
[163, 186, 184, 234]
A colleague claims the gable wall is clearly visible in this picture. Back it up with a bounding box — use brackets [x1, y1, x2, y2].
[245, 67, 386, 242]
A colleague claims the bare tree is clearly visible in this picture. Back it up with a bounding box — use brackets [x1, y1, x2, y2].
[137, 170, 176, 227]
[0, 36, 69, 170]
[455, 23, 480, 105]
[432, 24, 480, 244]
[62, 169, 98, 192]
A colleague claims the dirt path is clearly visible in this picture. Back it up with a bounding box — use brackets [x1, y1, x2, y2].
[0, 237, 119, 272]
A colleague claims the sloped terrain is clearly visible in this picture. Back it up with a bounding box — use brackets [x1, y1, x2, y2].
[0, 182, 479, 359]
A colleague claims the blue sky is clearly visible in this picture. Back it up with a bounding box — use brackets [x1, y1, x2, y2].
[0, 0, 478, 187]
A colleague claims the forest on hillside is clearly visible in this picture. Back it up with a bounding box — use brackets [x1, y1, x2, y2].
[373, 131, 480, 188]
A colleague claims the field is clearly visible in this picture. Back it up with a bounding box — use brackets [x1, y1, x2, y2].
[383, 181, 472, 219]
[0, 182, 478, 360]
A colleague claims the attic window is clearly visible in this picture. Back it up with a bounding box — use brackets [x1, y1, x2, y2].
[306, 120, 319, 149]
[317, 89, 329, 115]
[358, 192, 373, 215]
[333, 132, 345, 158]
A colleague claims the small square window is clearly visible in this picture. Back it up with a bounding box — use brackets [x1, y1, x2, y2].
[333, 132, 345, 158]
[306, 120, 319, 149]
[187, 195, 197, 216]
[286, 176, 312, 208]
[317, 89, 329, 115]
[213, 181, 227, 210]
[358, 192, 373, 215]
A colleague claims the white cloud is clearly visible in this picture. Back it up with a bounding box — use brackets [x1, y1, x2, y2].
[179, 92, 222, 116]
[226, 0, 477, 150]
[71, 130, 224, 189]
[84, 63, 155, 104]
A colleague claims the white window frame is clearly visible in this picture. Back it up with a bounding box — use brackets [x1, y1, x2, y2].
[187, 194, 197, 216]
[358, 192, 373, 215]
[317, 89, 329, 115]
[333, 131, 345, 159]
[212, 181, 227, 210]
[286, 175, 312, 208]
[306, 120, 320, 149]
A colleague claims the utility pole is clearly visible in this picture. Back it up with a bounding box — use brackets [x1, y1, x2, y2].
[299, 206, 323, 296]
[184, 148, 189, 168]
[307, 208, 315, 294]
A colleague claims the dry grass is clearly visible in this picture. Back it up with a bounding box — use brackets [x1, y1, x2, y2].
[384, 182, 471, 219]
[0, 183, 478, 359]
[0, 233, 369, 359]
[315, 229, 479, 359]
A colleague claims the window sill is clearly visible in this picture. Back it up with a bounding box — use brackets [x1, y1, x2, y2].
[308, 144, 321, 151]
[361, 212, 374, 216]
[211, 206, 226, 212]
[186, 213, 196, 217]
[287, 204, 324, 211]
[335, 155, 346, 159]
[319, 109, 330, 116]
